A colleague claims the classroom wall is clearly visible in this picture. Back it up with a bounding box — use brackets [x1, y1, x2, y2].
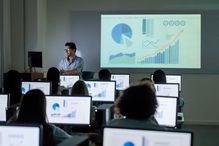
[2, 0, 219, 124]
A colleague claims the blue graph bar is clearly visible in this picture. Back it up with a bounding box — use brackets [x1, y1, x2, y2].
[139, 40, 179, 64]
[142, 19, 146, 35]
[142, 19, 153, 36]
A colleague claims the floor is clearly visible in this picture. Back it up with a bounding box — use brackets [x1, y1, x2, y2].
[182, 124, 219, 146]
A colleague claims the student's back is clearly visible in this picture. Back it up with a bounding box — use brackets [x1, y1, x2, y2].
[108, 84, 161, 129]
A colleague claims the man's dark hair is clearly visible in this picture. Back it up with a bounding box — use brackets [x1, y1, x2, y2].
[116, 84, 157, 120]
[98, 69, 111, 81]
[65, 42, 77, 51]
[153, 69, 166, 83]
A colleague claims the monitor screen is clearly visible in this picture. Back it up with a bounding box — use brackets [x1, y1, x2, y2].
[155, 96, 178, 127]
[166, 75, 182, 91]
[0, 94, 8, 122]
[60, 75, 80, 88]
[103, 127, 192, 146]
[28, 51, 42, 68]
[46, 96, 91, 125]
[22, 81, 51, 95]
[111, 74, 130, 90]
[85, 81, 116, 102]
[154, 83, 179, 97]
[0, 125, 41, 146]
[151, 74, 182, 91]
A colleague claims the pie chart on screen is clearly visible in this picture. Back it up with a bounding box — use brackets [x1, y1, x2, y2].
[52, 103, 60, 110]
[123, 141, 135, 146]
[112, 23, 133, 47]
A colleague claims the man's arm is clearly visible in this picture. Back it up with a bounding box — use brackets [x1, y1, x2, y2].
[60, 57, 84, 75]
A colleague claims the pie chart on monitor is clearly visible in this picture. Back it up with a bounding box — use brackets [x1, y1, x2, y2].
[112, 23, 133, 47]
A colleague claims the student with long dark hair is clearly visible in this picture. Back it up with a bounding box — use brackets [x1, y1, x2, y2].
[3, 70, 22, 106]
[47, 67, 62, 95]
[16, 89, 71, 145]
[16, 89, 54, 146]
[71, 80, 89, 96]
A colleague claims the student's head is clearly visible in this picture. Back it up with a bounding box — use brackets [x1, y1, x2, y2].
[3, 70, 22, 105]
[71, 80, 89, 96]
[116, 84, 157, 120]
[153, 69, 166, 83]
[64, 42, 77, 57]
[47, 67, 60, 94]
[98, 69, 111, 81]
[17, 89, 47, 124]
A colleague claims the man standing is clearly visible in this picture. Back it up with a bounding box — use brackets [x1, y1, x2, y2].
[58, 42, 84, 75]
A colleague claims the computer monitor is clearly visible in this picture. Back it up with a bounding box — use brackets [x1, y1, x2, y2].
[151, 74, 182, 91]
[0, 125, 42, 146]
[155, 96, 178, 127]
[166, 75, 182, 91]
[0, 94, 8, 122]
[111, 74, 130, 90]
[28, 51, 42, 68]
[46, 96, 92, 126]
[60, 75, 80, 89]
[103, 127, 193, 146]
[154, 83, 179, 97]
[22, 81, 51, 95]
[85, 80, 116, 102]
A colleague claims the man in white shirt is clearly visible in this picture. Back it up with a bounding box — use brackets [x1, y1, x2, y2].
[58, 42, 84, 75]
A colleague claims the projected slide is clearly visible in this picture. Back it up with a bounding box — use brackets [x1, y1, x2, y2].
[103, 128, 192, 146]
[0, 95, 8, 121]
[101, 14, 201, 68]
[46, 96, 91, 125]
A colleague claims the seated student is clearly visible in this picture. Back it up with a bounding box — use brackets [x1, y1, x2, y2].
[98, 69, 111, 81]
[15, 89, 71, 145]
[152, 69, 167, 83]
[47, 67, 63, 95]
[71, 80, 96, 126]
[71, 80, 89, 96]
[4, 70, 22, 123]
[108, 84, 161, 129]
[98, 69, 119, 98]
[3, 70, 22, 106]
[139, 77, 159, 124]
